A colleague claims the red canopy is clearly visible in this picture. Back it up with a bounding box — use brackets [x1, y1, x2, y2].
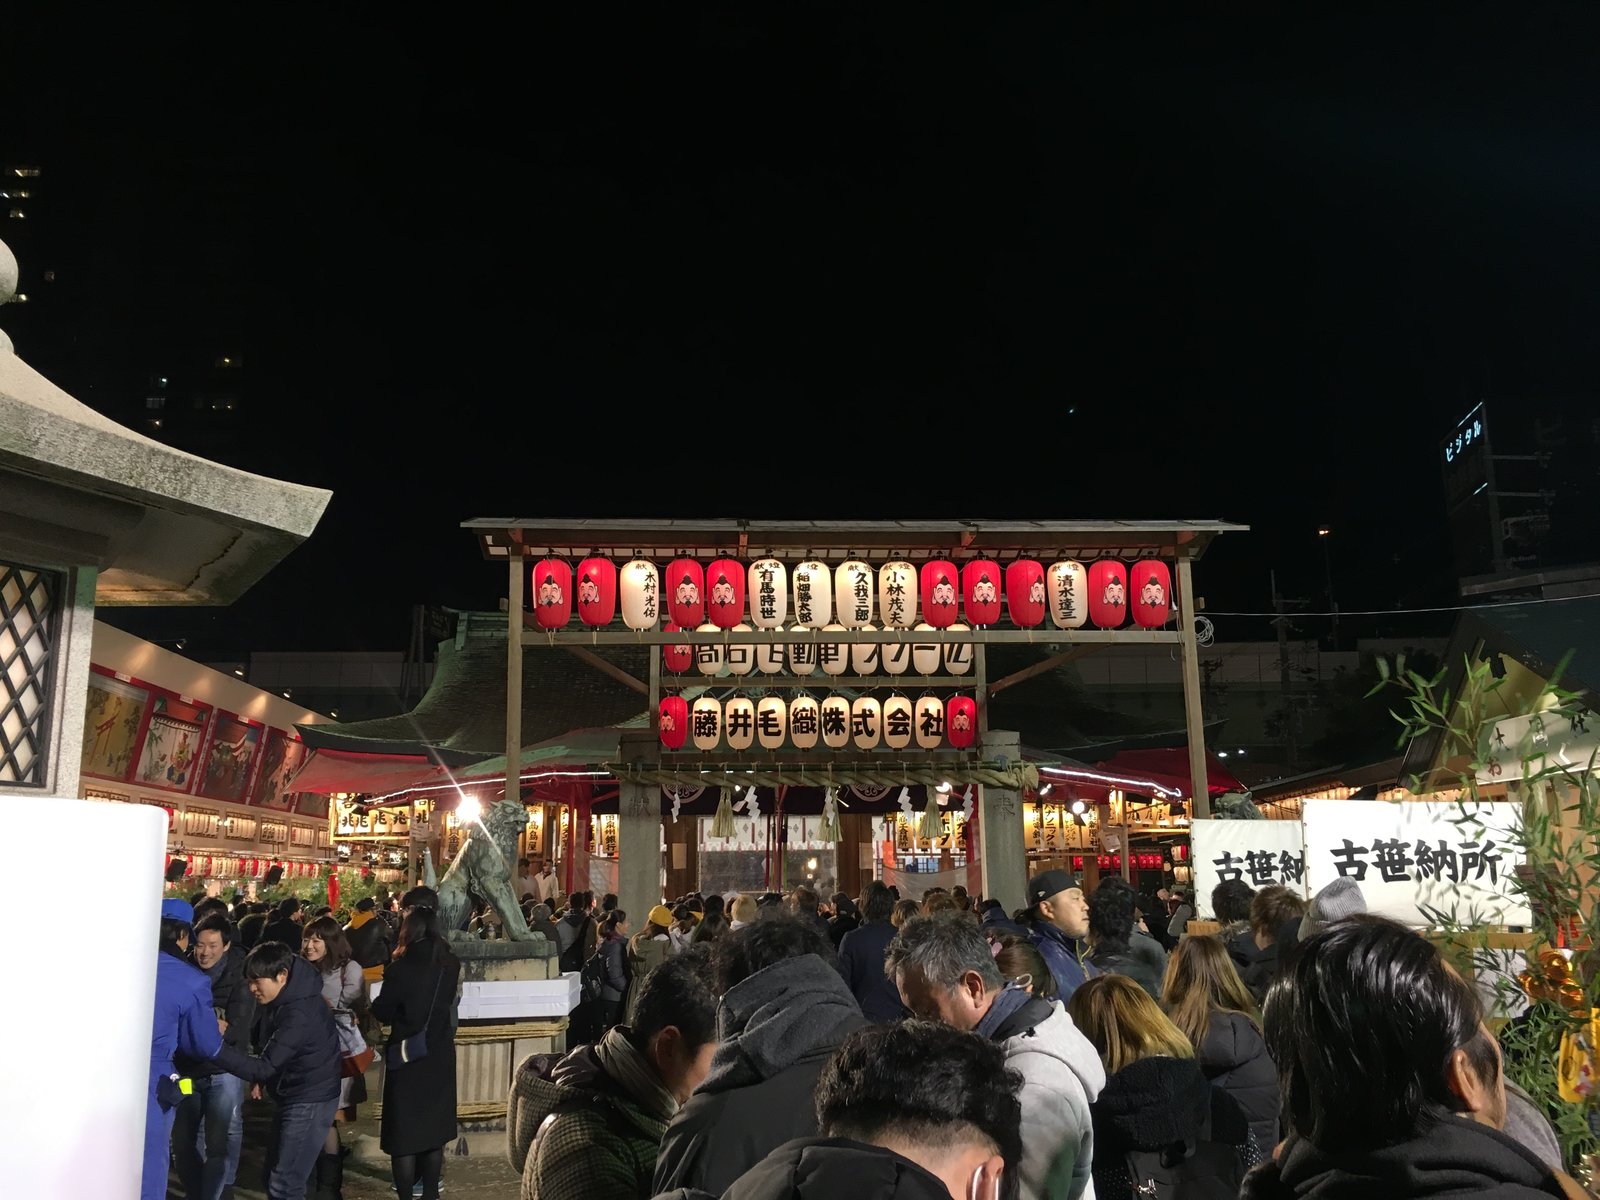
[1089, 747, 1245, 798]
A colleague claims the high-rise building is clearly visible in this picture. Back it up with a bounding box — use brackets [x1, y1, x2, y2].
[0, 164, 52, 311]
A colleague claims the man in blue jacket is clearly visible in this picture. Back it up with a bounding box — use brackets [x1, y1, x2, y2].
[1026, 869, 1099, 1002]
[146, 898, 225, 1200]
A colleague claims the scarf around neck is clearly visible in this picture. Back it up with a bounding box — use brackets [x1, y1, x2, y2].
[594, 1027, 678, 1123]
[976, 983, 1034, 1041]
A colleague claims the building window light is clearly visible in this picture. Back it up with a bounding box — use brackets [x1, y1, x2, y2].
[6, 209, 25, 220]
[10, 167, 41, 178]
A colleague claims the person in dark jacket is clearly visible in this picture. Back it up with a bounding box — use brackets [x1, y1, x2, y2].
[826, 893, 861, 948]
[978, 897, 1029, 939]
[557, 891, 598, 973]
[344, 896, 393, 982]
[1086, 877, 1168, 1000]
[1026, 870, 1099, 1002]
[372, 905, 462, 1200]
[1211, 878, 1256, 950]
[836, 881, 908, 1024]
[209, 941, 341, 1200]
[596, 909, 632, 1035]
[788, 885, 833, 945]
[1237, 885, 1307, 1005]
[263, 897, 305, 952]
[237, 902, 270, 950]
[651, 913, 866, 1197]
[523, 900, 563, 948]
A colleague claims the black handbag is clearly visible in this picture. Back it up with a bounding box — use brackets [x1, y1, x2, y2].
[387, 966, 445, 1070]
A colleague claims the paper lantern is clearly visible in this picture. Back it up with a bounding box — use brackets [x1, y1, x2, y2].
[788, 625, 819, 676]
[819, 624, 850, 676]
[726, 624, 756, 676]
[789, 695, 820, 750]
[1087, 560, 1129, 629]
[914, 695, 945, 749]
[911, 624, 941, 675]
[850, 624, 880, 675]
[835, 559, 875, 628]
[879, 561, 917, 629]
[755, 640, 785, 674]
[531, 558, 572, 629]
[1130, 560, 1174, 629]
[662, 624, 693, 673]
[883, 694, 914, 750]
[707, 558, 746, 629]
[576, 557, 617, 627]
[757, 696, 788, 749]
[881, 638, 913, 676]
[747, 558, 788, 629]
[694, 622, 724, 676]
[942, 623, 973, 676]
[658, 695, 688, 750]
[691, 696, 723, 751]
[1047, 560, 1089, 630]
[962, 561, 1003, 627]
[792, 560, 832, 628]
[946, 695, 978, 749]
[1006, 560, 1047, 628]
[919, 560, 960, 629]
[821, 695, 852, 749]
[724, 696, 755, 751]
[665, 559, 706, 628]
[620, 559, 661, 631]
[851, 695, 883, 750]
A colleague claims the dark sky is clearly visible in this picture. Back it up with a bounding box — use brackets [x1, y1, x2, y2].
[6, 8, 1600, 659]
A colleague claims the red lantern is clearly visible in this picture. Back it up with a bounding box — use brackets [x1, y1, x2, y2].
[1005, 560, 1046, 628]
[1129, 560, 1173, 629]
[962, 561, 1002, 627]
[576, 557, 617, 627]
[706, 558, 746, 629]
[945, 695, 977, 749]
[658, 695, 689, 749]
[665, 559, 706, 627]
[531, 558, 572, 629]
[1087, 560, 1129, 629]
[662, 623, 693, 673]
[327, 871, 340, 912]
[919, 560, 960, 629]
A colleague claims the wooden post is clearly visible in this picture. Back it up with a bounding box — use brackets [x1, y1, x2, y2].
[1176, 556, 1211, 820]
[505, 551, 523, 819]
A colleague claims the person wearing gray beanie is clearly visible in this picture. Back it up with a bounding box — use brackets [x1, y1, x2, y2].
[1298, 876, 1366, 941]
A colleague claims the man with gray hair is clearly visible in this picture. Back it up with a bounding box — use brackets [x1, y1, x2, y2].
[886, 912, 1105, 1200]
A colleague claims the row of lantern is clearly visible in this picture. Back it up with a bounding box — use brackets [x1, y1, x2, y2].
[663, 626, 974, 676]
[658, 692, 979, 751]
[532, 556, 1174, 632]
[164, 854, 326, 879]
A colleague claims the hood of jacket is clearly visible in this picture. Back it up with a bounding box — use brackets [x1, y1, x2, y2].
[721, 1137, 954, 1200]
[981, 909, 1029, 937]
[347, 909, 375, 931]
[1199, 1009, 1267, 1074]
[701, 954, 864, 1094]
[1096, 1055, 1213, 1150]
[1000, 1002, 1106, 1104]
[273, 953, 326, 1005]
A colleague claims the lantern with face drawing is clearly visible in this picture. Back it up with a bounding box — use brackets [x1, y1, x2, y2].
[1005, 560, 1047, 628]
[665, 559, 706, 628]
[1130, 561, 1173, 628]
[945, 695, 978, 749]
[962, 561, 1002, 627]
[662, 624, 693, 673]
[707, 558, 746, 630]
[919, 560, 960, 629]
[532, 559, 572, 630]
[1087, 560, 1129, 629]
[658, 695, 688, 750]
[576, 557, 617, 627]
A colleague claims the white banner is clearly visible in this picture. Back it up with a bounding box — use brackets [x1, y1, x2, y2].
[1190, 820, 1308, 917]
[1301, 799, 1528, 928]
[1475, 708, 1599, 785]
[881, 865, 968, 901]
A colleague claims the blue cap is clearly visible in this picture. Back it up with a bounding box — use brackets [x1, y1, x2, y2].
[161, 898, 194, 923]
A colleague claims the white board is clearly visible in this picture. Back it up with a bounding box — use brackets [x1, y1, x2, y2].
[1301, 799, 1528, 928]
[1189, 819, 1308, 917]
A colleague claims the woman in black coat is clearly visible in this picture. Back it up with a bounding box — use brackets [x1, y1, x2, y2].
[372, 906, 461, 1200]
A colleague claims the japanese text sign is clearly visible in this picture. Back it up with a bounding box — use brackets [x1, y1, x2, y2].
[1191, 819, 1308, 917]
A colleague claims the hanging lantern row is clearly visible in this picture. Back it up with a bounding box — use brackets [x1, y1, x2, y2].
[659, 691, 977, 752]
[659, 622, 975, 677]
[163, 855, 327, 880]
[532, 556, 1175, 631]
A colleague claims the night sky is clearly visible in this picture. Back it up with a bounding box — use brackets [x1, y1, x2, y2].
[6, 8, 1599, 660]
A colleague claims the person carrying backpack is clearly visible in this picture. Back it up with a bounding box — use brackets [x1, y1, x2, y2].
[556, 892, 597, 975]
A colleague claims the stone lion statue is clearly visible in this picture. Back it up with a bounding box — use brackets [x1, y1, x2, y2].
[436, 796, 543, 941]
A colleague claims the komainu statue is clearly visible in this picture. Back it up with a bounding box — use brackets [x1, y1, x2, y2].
[436, 797, 543, 941]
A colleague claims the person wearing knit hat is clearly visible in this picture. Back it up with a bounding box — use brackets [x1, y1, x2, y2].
[1299, 876, 1366, 941]
[626, 903, 679, 1023]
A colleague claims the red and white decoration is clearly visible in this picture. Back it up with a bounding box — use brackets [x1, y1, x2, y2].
[691, 696, 722, 751]
[920, 560, 960, 629]
[748, 558, 788, 629]
[576, 557, 617, 627]
[662, 624, 693, 673]
[665, 559, 706, 628]
[532, 558, 572, 629]
[658, 695, 688, 749]
[962, 561, 1003, 627]
[1130, 560, 1173, 628]
[879, 560, 917, 629]
[1087, 560, 1128, 629]
[792, 560, 832, 627]
[707, 558, 746, 630]
[620, 559, 660, 631]
[945, 694, 977, 749]
[1046, 559, 1088, 630]
[836, 560, 875, 628]
[1005, 559, 1047, 628]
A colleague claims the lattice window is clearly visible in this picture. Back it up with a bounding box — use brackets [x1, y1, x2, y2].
[0, 562, 58, 787]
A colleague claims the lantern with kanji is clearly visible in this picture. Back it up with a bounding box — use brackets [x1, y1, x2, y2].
[620, 559, 661, 631]
[694, 622, 724, 676]
[1047, 559, 1089, 629]
[665, 558, 706, 628]
[747, 557, 788, 629]
[820, 624, 850, 676]
[658, 695, 688, 749]
[724, 695, 755, 751]
[883, 694, 914, 749]
[707, 558, 746, 629]
[914, 695, 945, 748]
[919, 560, 960, 629]
[1087, 560, 1129, 629]
[1005, 559, 1047, 628]
[792, 560, 832, 627]
[726, 624, 756, 677]
[881, 639, 912, 676]
[850, 625, 881, 675]
[942, 624, 973, 676]
[788, 625, 819, 676]
[576, 556, 617, 627]
[691, 696, 723, 751]
[757, 696, 788, 749]
[879, 560, 917, 629]
[531, 558, 572, 629]
[946, 695, 977, 749]
[835, 559, 875, 628]
[911, 625, 941, 675]
[962, 561, 1002, 627]
[821, 694, 851, 749]
[662, 623, 693, 673]
[1130, 560, 1173, 628]
[851, 695, 883, 750]
[789, 694, 820, 749]
[755, 640, 785, 674]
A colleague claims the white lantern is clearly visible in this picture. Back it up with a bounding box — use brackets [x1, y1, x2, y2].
[726, 623, 756, 676]
[851, 624, 881, 675]
[835, 559, 875, 628]
[1047, 559, 1089, 629]
[942, 623, 973, 676]
[878, 560, 917, 629]
[747, 558, 788, 629]
[911, 623, 941, 675]
[820, 624, 850, 677]
[883, 694, 914, 750]
[881, 638, 913, 675]
[789, 694, 821, 750]
[695, 622, 725, 676]
[821, 694, 852, 749]
[792, 560, 833, 628]
[851, 695, 883, 750]
[755, 640, 785, 674]
[691, 695, 723, 751]
[914, 695, 946, 749]
[757, 695, 788, 749]
[619, 559, 660, 631]
[788, 625, 819, 676]
[724, 695, 755, 751]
